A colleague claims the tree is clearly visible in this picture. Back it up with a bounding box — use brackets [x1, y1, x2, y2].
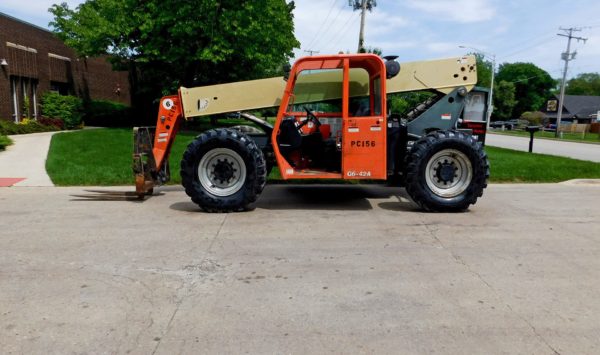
[50, 0, 300, 121]
[388, 91, 436, 117]
[566, 73, 600, 96]
[473, 53, 492, 89]
[364, 46, 382, 56]
[493, 80, 516, 120]
[495, 62, 555, 117]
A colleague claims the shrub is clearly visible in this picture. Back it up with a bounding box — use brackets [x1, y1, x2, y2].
[84, 100, 132, 127]
[0, 134, 12, 150]
[0, 119, 61, 135]
[41, 92, 84, 129]
[38, 116, 65, 130]
[520, 111, 545, 125]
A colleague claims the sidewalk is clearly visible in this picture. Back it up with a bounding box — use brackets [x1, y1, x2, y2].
[0, 131, 57, 187]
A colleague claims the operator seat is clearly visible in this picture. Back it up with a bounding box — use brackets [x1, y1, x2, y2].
[277, 116, 302, 157]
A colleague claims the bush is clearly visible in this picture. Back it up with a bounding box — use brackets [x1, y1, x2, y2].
[0, 119, 61, 135]
[0, 134, 12, 150]
[41, 92, 84, 129]
[38, 116, 65, 130]
[520, 111, 545, 125]
[84, 100, 132, 127]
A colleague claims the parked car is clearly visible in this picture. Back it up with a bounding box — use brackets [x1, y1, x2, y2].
[507, 119, 530, 130]
[490, 121, 514, 130]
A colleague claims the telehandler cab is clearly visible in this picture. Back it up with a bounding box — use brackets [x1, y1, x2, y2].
[133, 53, 490, 212]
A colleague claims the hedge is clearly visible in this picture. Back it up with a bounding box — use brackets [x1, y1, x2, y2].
[0, 119, 61, 135]
[84, 100, 133, 127]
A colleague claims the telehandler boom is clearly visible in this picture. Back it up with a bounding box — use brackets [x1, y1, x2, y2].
[133, 54, 489, 212]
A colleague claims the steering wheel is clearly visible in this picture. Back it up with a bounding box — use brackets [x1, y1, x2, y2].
[297, 106, 321, 130]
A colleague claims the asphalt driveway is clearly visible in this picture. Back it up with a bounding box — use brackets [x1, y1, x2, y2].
[1, 182, 599, 354]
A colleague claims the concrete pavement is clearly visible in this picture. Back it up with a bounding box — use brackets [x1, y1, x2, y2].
[1, 183, 600, 354]
[0, 131, 56, 186]
[487, 132, 600, 162]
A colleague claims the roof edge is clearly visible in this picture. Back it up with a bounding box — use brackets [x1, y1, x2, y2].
[0, 11, 53, 34]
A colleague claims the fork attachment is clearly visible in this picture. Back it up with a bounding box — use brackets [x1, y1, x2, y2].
[133, 127, 171, 199]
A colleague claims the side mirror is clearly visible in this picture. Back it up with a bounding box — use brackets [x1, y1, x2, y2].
[383, 55, 400, 79]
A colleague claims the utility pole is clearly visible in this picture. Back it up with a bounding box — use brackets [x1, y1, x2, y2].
[555, 27, 587, 138]
[303, 49, 320, 56]
[357, 0, 367, 52]
[349, 0, 376, 53]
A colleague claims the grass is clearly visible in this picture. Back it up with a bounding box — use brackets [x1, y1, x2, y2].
[486, 146, 600, 182]
[491, 129, 600, 144]
[47, 128, 200, 185]
[46, 128, 600, 186]
[0, 134, 13, 150]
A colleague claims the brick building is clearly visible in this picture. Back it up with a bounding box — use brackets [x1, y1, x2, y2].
[0, 12, 130, 122]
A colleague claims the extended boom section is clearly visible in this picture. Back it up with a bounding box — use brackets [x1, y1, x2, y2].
[178, 56, 477, 119]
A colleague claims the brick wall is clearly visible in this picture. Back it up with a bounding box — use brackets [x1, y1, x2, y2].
[0, 13, 131, 122]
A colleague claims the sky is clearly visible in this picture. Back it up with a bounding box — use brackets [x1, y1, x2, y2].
[1, 0, 600, 80]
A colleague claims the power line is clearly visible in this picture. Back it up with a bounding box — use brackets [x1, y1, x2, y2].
[504, 70, 562, 84]
[304, 0, 338, 50]
[313, 10, 355, 50]
[303, 49, 320, 56]
[327, 12, 360, 52]
[311, 3, 346, 49]
[497, 34, 557, 60]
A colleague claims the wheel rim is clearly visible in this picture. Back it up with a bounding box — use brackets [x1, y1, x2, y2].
[425, 149, 473, 198]
[198, 148, 247, 197]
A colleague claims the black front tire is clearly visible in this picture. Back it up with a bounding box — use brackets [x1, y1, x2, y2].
[405, 130, 489, 212]
[180, 128, 267, 212]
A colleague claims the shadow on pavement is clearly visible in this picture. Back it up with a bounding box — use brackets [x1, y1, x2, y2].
[259, 184, 418, 212]
[166, 184, 420, 212]
[170, 201, 203, 212]
[70, 189, 163, 202]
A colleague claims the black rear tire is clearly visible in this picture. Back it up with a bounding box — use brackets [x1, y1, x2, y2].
[180, 128, 267, 212]
[405, 130, 489, 212]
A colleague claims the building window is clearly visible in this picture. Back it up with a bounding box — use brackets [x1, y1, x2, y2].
[50, 81, 70, 95]
[10, 76, 39, 122]
[32, 82, 38, 118]
[10, 77, 18, 122]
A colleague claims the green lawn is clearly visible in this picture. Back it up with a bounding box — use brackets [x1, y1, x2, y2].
[46, 128, 199, 185]
[46, 128, 600, 186]
[485, 146, 600, 182]
[491, 129, 600, 144]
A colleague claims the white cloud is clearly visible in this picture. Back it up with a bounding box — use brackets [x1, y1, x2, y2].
[2, 0, 598, 77]
[427, 42, 463, 53]
[405, 0, 496, 23]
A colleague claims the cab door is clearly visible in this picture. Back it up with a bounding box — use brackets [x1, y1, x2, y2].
[342, 58, 387, 179]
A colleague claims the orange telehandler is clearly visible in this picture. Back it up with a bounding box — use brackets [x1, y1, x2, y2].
[133, 53, 489, 212]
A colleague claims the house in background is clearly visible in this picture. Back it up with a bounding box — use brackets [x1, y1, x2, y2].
[541, 94, 600, 124]
[0, 12, 130, 123]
